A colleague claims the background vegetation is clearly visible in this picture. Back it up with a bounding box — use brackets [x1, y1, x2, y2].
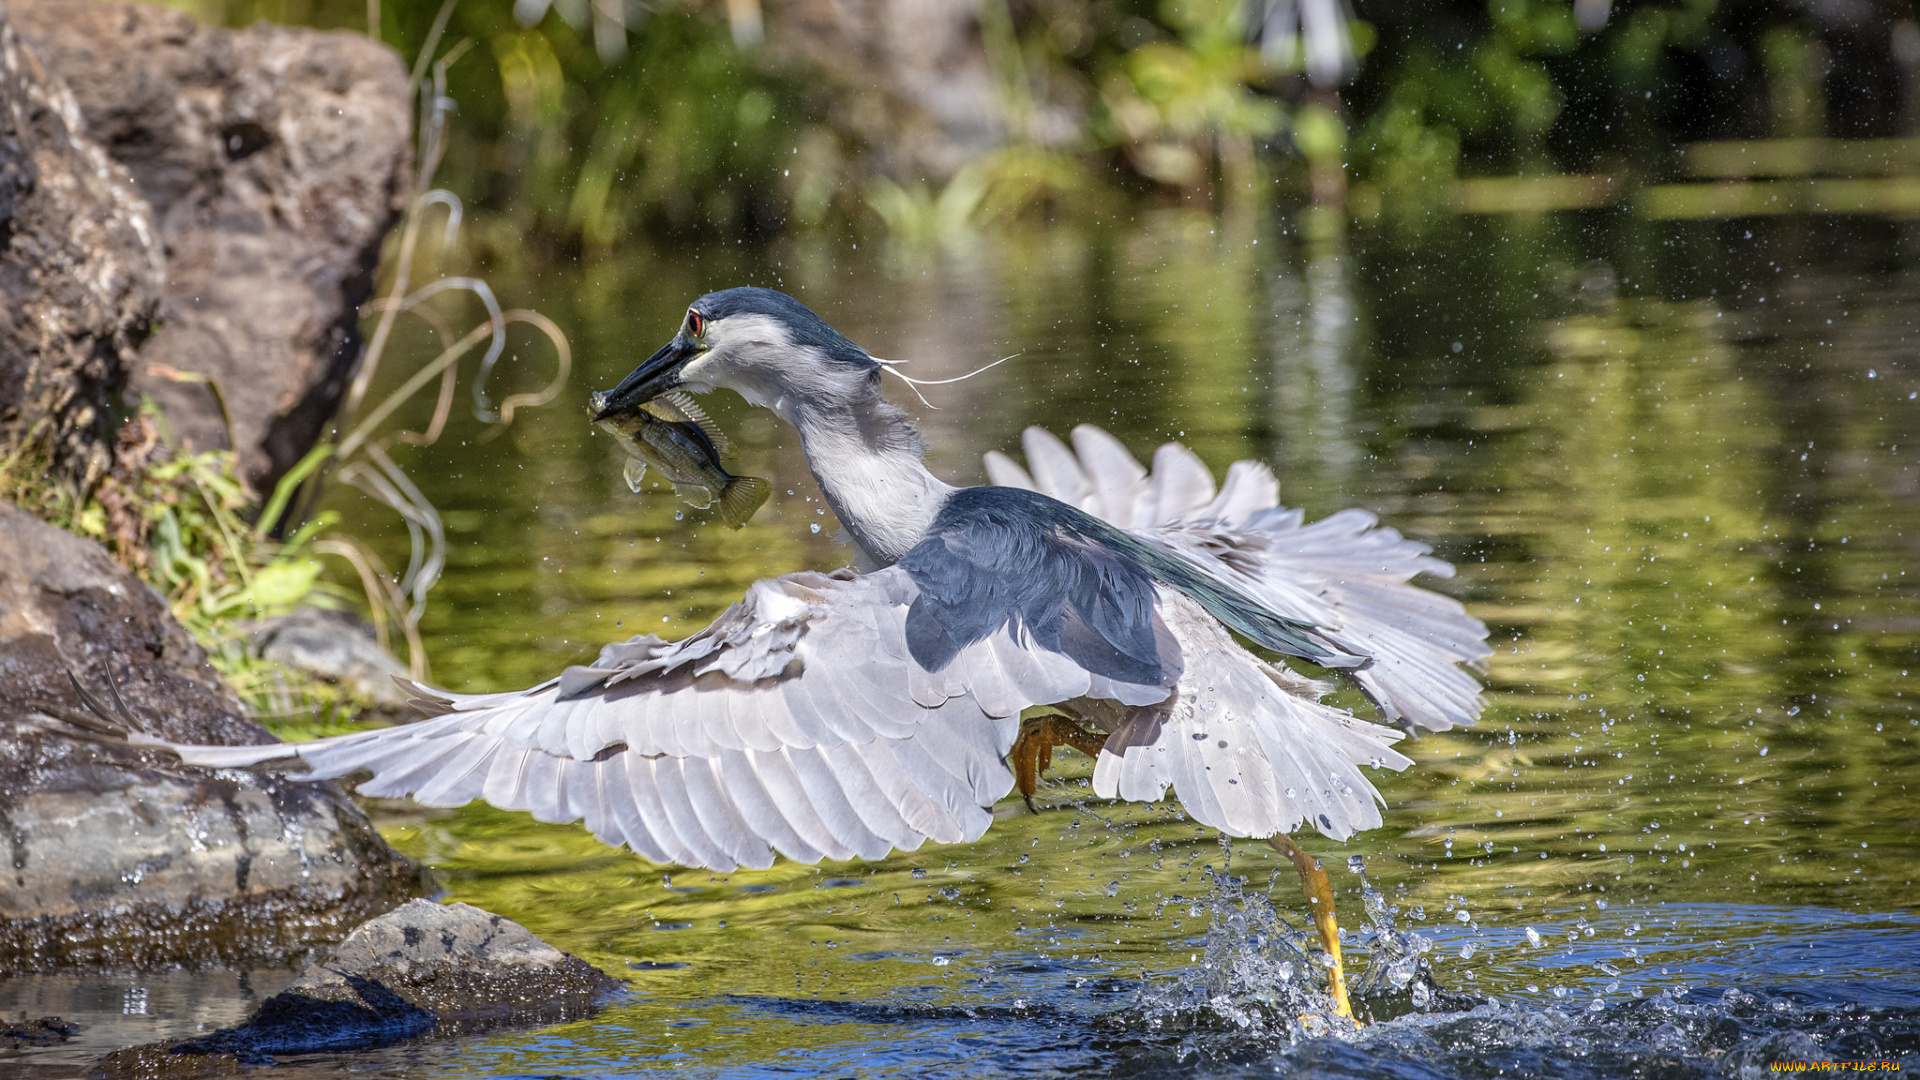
[156, 0, 1917, 246]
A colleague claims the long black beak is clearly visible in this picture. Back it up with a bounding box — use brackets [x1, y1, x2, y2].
[590, 336, 700, 419]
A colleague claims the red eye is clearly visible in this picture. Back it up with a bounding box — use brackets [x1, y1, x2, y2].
[686, 309, 705, 337]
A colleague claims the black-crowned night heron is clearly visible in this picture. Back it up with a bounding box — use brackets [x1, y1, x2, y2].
[138, 287, 1489, 1018]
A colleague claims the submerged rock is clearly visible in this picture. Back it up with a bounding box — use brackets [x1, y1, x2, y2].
[8, 0, 412, 494]
[101, 901, 616, 1070]
[243, 606, 416, 717]
[0, 503, 434, 972]
[2, 1015, 79, 1047]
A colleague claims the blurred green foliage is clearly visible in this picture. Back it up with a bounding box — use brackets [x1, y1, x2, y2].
[1344, 0, 1908, 210]
[161, 0, 1911, 242]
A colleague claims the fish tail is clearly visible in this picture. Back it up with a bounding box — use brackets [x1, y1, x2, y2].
[716, 475, 772, 528]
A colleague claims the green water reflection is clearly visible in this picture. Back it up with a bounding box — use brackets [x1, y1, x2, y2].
[328, 210, 1920, 1010]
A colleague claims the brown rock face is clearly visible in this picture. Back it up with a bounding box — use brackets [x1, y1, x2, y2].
[0, 4, 163, 473]
[0, 502, 433, 973]
[8, 0, 412, 493]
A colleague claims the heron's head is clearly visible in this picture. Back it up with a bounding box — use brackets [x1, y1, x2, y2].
[591, 287, 877, 420]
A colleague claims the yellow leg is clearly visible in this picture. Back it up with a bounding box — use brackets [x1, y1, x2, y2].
[1267, 833, 1356, 1022]
[1008, 714, 1108, 812]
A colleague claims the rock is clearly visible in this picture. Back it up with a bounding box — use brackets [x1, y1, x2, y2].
[101, 901, 616, 1069]
[8, 0, 412, 494]
[0, 502, 434, 972]
[244, 606, 415, 715]
[286, 900, 614, 1025]
[0, 2, 163, 474]
[763, 0, 1082, 178]
[2, 1014, 79, 1047]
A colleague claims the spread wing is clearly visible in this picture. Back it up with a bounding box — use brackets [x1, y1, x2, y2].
[984, 425, 1490, 732]
[135, 427, 1461, 870]
[147, 569, 1168, 872]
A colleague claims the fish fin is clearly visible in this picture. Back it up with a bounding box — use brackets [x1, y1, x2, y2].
[716, 475, 772, 528]
[623, 457, 649, 494]
[648, 391, 730, 456]
[673, 393, 731, 455]
[672, 482, 716, 510]
[639, 394, 690, 423]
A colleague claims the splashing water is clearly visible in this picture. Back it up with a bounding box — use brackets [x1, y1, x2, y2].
[1131, 857, 1338, 1046]
[1129, 844, 1457, 1052]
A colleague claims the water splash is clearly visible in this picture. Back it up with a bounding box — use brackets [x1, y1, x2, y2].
[1128, 844, 1455, 1049]
[1131, 867, 1330, 1047]
[1342, 856, 1439, 1012]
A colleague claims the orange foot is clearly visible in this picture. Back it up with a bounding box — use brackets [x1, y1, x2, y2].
[1008, 714, 1108, 812]
[1267, 832, 1359, 1024]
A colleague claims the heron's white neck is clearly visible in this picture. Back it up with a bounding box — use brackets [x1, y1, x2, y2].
[780, 386, 951, 565]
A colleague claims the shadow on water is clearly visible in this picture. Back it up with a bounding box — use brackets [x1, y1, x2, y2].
[8, 209, 1918, 1077]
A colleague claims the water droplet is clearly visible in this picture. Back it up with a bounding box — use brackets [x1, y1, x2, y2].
[1346, 855, 1366, 874]
[1410, 982, 1431, 1007]
[810, 523, 821, 534]
[1455, 909, 1471, 924]
[931, 956, 950, 967]
[1458, 942, 1477, 960]
[1386, 957, 1416, 989]
[1525, 926, 1543, 948]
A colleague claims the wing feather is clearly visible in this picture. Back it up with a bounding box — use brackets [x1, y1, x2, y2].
[597, 760, 671, 863]
[746, 746, 855, 861]
[846, 736, 962, 843]
[1147, 443, 1217, 524]
[878, 733, 992, 842]
[353, 731, 479, 801]
[524, 752, 570, 823]
[715, 747, 827, 864]
[623, 752, 703, 867]
[681, 754, 774, 870]
[783, 745, 892, 860]
[981, 449, 1036, 490]
[1069, 425, 1150, 527]
[818, 741, 920, 851]
[412, 735, 500, 807]
[647, 755, 730, 870]
[1003, 425, 1490, 732]
[481, 745, 535, 812]
[1022, 427, 1094, 511]
[569, 756, 613, 841]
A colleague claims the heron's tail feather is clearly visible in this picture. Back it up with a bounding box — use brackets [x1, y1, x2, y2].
[716, 475, 772, 529]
